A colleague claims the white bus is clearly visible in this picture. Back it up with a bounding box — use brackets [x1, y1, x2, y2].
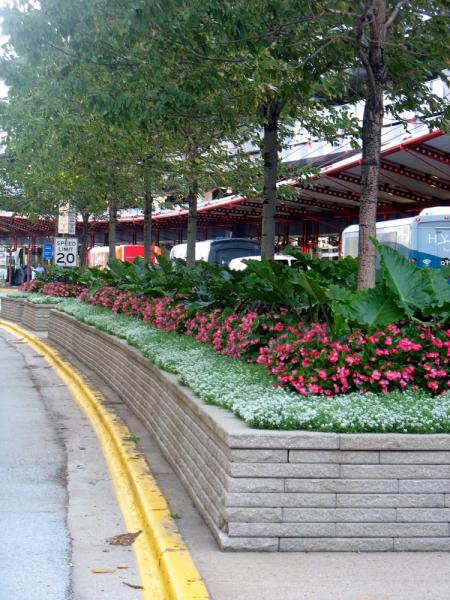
[342, 207, 450, 269]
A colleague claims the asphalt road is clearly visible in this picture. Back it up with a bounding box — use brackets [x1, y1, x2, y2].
[0, 329, 142, 600]
[0, 334, 70, 600]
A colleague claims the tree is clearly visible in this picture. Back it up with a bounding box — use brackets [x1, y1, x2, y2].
[0, 0, 149, 263]
[2, 0, 446, 283]
[327, 0, 449, 288]
[171, 1, 358, 258]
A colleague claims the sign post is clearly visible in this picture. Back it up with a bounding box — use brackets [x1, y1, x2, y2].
[58, 202, 76, 236]
[43, 241, 53, 262]
[54, 237, 78, 267]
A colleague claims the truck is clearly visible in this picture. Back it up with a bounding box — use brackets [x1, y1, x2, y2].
[87, 244, 161, 269]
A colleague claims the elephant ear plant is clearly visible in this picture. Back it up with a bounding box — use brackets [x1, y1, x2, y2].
[330, 240, 450, 331]
[32, 242, 449, 334]
[291, 241, 449, 333]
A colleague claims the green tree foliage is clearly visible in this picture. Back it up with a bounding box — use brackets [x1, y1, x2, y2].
[166, 0, 360, 258]
[321, 1, 449, 288]
[0, 0, 448, 275]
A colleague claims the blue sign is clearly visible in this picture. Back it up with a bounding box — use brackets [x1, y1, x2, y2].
[43, 242, 53, 260]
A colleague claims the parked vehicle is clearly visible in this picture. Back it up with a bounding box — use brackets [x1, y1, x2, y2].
[115, 244, 161, 263]
[87, 244, 161, 269]
[342, 207, 450, 268]
[170, 238, 261, 266]
[228, 254, 297, 270]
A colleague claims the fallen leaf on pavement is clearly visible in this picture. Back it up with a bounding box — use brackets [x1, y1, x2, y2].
[91, 568, 116, 574]
[107, 531, 142, 546]
[123, 582, 144, 590]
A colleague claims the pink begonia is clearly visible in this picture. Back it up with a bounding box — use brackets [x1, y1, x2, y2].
[397, 338, 423, 352]
[37, 281, 450, 397]
[385, 370, 402, 381]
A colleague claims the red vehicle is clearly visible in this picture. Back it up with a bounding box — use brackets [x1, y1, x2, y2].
[115, 244, 161, 263]
[88, 244, 161, 269]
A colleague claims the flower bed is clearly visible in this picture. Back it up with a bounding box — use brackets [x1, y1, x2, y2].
[23, 281, 450, 396]
[22, 281, 449, 398]
[23, 279, 86, 297]
[258, 322, 449, 395]
[19, 296, 447, 434]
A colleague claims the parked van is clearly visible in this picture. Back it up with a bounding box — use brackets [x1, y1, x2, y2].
[170, 238, 261, 266]
[228, 254, 297, 270]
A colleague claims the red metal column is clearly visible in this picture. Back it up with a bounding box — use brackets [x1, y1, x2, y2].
[27, 246, 31, 282]
[301, 221, 308, 253]
[8, 248, 12, 286]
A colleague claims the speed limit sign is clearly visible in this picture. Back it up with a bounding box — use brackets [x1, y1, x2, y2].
[54, 237, 78, 267]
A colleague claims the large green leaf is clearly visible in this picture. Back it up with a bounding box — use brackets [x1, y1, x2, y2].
[298, 272, 329, 305]
[326, 284, 352, 302]
[422, 268, 450, 307]
[373, 239, 433, 316]
[334, 287, 405, 328]
[422, 304, 450, 322]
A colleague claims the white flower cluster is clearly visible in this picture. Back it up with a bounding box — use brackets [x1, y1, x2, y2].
[57, 299, 450, 433]
[27, 294, 64, 305]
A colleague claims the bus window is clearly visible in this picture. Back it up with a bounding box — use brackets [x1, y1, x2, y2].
[377, 229, 397, 249]
[343, 232, 358, 257]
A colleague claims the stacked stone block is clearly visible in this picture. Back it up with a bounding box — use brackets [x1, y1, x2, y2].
[0, 296, 25, 323]
[49, 310, 450, 552]
[21, 301, 54, 331]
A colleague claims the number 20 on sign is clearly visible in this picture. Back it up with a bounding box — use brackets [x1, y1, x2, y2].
[54, 237, 78, 267]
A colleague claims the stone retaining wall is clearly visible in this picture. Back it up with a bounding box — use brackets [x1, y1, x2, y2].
[0, 296, 24, 323]
[49, 309, 450, 552]
[21, 301, 54, 331]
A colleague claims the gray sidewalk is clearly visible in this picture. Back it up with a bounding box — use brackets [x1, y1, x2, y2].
[52, 338, 450, 600]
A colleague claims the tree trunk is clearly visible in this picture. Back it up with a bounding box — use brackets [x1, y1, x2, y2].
[79, 212, 90, 268]
[108, 198, 117, 263]
[357, 0, 387, 289]
[186, 180, 198, 269]
[143, 166, 153, 263]
[261, 101, 282, 259]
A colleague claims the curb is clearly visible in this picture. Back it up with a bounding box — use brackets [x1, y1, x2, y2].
[0, 319, 210, 600]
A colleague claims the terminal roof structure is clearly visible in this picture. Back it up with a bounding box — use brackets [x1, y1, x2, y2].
[0, 129, 449, 239]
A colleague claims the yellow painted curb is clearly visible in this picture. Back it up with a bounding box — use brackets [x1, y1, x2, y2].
[0, 319, 210, 600]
